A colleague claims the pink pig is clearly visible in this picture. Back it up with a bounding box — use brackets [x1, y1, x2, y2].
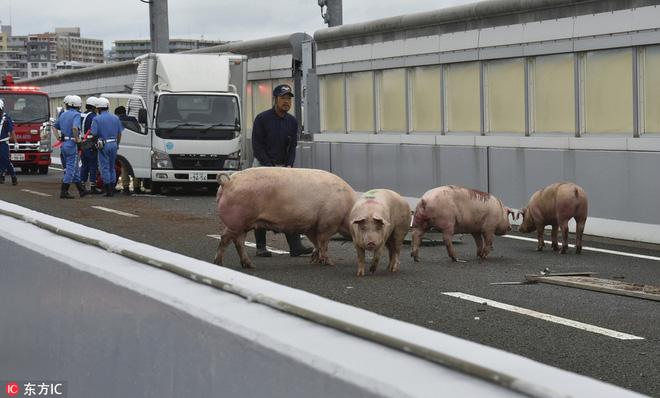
[214, 167, 359, 269]
[516, 182, 588, 254]
[350, 189, 412, 276]
[411, 186, 514, 262]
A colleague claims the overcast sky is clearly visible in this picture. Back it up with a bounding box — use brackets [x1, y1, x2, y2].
[2, 0, 478, 50]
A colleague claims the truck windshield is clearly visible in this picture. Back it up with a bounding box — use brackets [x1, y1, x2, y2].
[155, 94, 240, 140]
[0, 93, 50, 124]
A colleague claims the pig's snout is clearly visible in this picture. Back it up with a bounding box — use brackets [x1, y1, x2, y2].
[366, 241, 377, 250]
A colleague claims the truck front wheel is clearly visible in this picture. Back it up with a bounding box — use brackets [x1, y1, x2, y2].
[39, 165, 49, 175]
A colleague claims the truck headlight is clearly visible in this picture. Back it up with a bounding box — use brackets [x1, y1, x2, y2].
[151, 150, 173, 169]
[223, 151, 241, 170]
[39, 124, 52, 152]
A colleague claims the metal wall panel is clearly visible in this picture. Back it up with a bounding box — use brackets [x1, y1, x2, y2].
[488, 147, 660, 225]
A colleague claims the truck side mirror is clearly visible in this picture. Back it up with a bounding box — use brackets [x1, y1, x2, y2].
[138, 108, 148, 124]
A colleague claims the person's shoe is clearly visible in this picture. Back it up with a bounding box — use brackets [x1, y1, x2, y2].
[256, 248, 273, 257]
[90, 185, 102, 194]
[11, 175, 18, 186]
[104, 186, 114, 197]
[0, 173, 5, 184]
[289, 245, 314, 257]
[286, 233, 314, 257]
[60, 183, 75, 199]
[75, 181, 87, 197]
[122, 187, 130, 195]
[133, 188, 144, 195]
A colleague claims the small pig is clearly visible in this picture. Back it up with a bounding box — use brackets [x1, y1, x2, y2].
[350, 189, 412, 276]
[214, 167, 359, 269]
[411, 186, 514, 262]
[516, 182, 588, 254]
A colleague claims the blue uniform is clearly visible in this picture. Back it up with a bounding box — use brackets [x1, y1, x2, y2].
[79, 111, 98, 186]
[0, 112, 16, 177]
[251, 107, 298, 167]
[91, 110, 124, 186]
[53, 108, 81, 184]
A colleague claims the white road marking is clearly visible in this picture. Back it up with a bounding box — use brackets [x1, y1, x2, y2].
[207, 235, 290, 255]
[503, 234, 660, 262]
[91, 206, 139, 218]
[21, 189, 52, 197]
[442, 292, 645, 340]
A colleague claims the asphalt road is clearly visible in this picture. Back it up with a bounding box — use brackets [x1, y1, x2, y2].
[2, 165, 659, 397]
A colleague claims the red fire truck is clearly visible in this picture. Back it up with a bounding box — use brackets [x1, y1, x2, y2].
[1, 74, 52, 174]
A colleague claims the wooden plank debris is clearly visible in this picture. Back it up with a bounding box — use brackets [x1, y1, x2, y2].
[524, 275, 660, 302]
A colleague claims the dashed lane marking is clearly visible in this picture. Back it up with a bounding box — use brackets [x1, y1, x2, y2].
[91, 206, 139, 218]
[21, 189, 52, 197]
[207, 235, 290, 255]
[442, 292, 645, 340]
[503, 235, 660, 262]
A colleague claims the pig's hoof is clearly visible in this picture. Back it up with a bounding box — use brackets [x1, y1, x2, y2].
[559, 247, 567, 254]
[320, 257, 335, 266]
[241, 262, 255, 269]
[357, 270, 366, 276]
[535, 246, 543, 251]
[387, 265, 398, 272]
[575, 246, 582, 254]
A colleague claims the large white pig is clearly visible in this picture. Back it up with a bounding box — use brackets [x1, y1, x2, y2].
[411, 186, 514, 262]
[516, 182, 588, 254]
[349, 189, 412, 276]
[214, 167, 359, 269]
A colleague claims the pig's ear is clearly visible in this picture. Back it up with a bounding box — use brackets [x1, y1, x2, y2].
[351, 215, 366, 224]
[515, 208, 525, 220]
[506, 207, 515, 220]
[373, 215, 390, 226]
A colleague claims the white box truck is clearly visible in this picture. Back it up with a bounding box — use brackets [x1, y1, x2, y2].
[103, 52, 247, 194]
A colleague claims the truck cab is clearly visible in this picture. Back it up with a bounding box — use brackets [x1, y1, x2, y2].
[103, 53, 247, 194]
[0, 75, 52, 174]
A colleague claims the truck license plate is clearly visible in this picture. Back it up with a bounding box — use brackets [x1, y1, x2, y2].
[11, 154, 25, 161]
[189, 172, 207, 181]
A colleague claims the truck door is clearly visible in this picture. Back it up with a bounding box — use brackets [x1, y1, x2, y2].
[101, 94, 151, 179]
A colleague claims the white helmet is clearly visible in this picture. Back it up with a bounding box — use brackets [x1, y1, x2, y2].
[63, 95, 72, 105]
[68, 95, 82, 108]
[0, 99, 4, 110]
[86, 96, 98, 107]
[95, 97, 110, 109]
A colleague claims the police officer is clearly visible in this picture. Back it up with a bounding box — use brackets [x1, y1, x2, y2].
[52, 95, 86, 198]
[91, 97, 124, 197]
[251, 84, 313, 257]
[0, 99, 18, 185]
[80, 97, 100, 194]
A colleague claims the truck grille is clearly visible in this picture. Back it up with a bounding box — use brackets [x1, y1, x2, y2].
[169, 154, 226, 170]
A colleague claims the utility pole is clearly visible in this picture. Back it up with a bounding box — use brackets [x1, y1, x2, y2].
[148, 0, 170, 53]
[318, 0, 343, 27]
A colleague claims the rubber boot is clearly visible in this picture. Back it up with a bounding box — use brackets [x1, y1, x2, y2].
[11, 175, 17, 186]
[286, 233, 314, 257]
[0, 173, 4, 184]
[254, 229, 272, 257]
[104, 185, 114, 197]
[90, 184, 101, 195]
[75, 181, 87, 197]
[60, 183, 75, 199]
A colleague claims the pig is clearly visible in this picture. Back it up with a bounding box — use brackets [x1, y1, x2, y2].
[350, 189, 412, 276]
[516, 182, 588, 254]
[213, 167, 359, 269]
[410, 186, 514, 262]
